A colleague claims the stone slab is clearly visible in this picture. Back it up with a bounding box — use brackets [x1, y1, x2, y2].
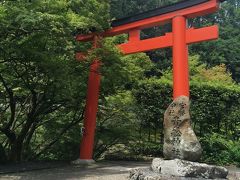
[129, 168, 227, 180]
[129, 158, 228, 180]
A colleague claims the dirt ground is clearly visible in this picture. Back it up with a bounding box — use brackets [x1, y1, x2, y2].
[0, 161, 240, 180]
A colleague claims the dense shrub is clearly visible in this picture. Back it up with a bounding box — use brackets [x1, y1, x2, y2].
[129, 142, 163, 157]
[201, 133, 240, 166]
[133, 72, 240, 164]
[134, 77, 240, 139]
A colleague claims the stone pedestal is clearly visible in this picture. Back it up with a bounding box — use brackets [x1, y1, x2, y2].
[163, 96, 202, 161]
[129, 158, 228, 180]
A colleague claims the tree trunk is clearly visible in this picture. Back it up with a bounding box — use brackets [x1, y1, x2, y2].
[9, 140, 23, 162]
[24, 124, 37, 160]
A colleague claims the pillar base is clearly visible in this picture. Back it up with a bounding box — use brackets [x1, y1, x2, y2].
[71, 159, 95, 165]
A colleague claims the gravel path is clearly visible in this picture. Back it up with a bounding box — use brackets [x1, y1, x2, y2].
[0, 161, 240, 180]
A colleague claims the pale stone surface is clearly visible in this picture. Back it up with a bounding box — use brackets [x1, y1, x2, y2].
[151, 158, 228, 179]
[129, 168, 227, 180]
[163, 96, 202, 161]
[129, 159, 228, 180]
[71, 159, 95, 165]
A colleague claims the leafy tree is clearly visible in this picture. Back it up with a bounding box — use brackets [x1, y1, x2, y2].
[0, 0, 110, 162]
[94, 52, 157, 158]
[110, 0, 179, 19]
[189, 0, 240, 82]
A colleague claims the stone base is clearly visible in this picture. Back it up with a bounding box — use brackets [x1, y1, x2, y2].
[129, 158, 228, 180]
[71, 159, 95, 165]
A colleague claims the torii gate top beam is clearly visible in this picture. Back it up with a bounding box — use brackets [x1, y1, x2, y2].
[77, 0, 223, 42]
[112, 0, 214, 27]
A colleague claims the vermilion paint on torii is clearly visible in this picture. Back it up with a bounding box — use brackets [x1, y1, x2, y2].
[76, 0, 222, 160]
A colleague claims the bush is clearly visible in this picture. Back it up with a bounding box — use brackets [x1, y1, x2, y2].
[133, 64, 240, 165]
[201, 133, 240, 166]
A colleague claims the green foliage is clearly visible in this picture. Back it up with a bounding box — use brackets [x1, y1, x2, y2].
[190, 0, 240, 82]
[132, 57, 240, 164]
[201, 134, 240, 166]
[92, 48, 161, 159]
[130, 142, 163, 157]
[110, 0, 180, 19]
[0, 0, 239, 166]
[94, 91, 137, 159]
[94, 55, 240, 164]
[0, 0, 111, 162]
[68, 0, 110, 32]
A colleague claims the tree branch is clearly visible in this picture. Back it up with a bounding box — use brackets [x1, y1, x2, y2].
[33, 109, 84, 159]
[0, 73, 16, 141]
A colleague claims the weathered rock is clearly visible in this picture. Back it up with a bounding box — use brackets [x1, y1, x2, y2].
[129, 167, 228, 180]
[129, 168, 176, 180]
[151, 158, 228, 179]
[163, 96, 202, 161]
[129, 159, 228, 180]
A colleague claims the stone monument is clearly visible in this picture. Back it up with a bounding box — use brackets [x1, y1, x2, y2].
[163, 96, 202, 161]
[129, 96, 228, 179]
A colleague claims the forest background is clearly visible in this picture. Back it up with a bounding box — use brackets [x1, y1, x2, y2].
[0, 0, 240, 166]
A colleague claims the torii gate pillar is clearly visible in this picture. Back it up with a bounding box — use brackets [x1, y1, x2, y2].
[73, 37, 101, 164]
[79, 60, 101, 160]
[172, 16, 190, 99]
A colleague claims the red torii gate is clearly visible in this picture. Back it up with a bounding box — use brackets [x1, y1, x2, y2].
[76, 0, 223, 162]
